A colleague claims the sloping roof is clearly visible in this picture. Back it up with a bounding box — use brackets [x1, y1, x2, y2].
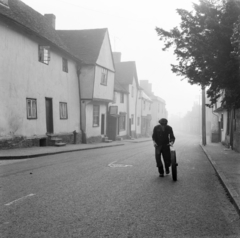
[151, 95, 166, 104]
[114, 78, 129, 93]
[141, 90, 152, 102]
[57, 29, 107, 65]
[115, 61, 139, 88]
[0, 0, 78, 60]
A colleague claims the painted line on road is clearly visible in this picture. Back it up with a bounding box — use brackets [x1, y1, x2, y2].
[5, 193, 35, 206]
[108, 161, 132, 168]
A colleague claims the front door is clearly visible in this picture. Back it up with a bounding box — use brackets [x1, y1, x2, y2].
[101, 114, 105, 135]
[45, 98, 53, 134]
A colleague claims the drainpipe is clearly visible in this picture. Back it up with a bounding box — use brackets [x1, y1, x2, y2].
[77, 63, 87, 143]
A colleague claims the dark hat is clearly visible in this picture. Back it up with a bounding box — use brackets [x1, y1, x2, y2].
[159, 118, 168, 125]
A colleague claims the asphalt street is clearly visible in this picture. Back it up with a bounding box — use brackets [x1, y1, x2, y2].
[1, 134, 240, 238]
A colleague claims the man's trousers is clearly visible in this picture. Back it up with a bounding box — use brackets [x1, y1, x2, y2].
[155, 145, 171, 175]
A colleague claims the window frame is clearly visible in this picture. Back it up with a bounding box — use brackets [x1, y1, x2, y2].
[62, 58, 68, 73]
[26, 98, 37, 119]
[100, 68, 108, 86]
[93, 105, 100, 127]
[59, 102, 68, 119]
[38, 45, 50, 65]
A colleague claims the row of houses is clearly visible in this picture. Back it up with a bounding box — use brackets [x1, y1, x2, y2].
[169, 91, 240, 153]
[0, 0, 167, 149]
[206, 93, 240, 153]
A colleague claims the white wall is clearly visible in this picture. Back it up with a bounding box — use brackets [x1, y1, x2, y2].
[129, 79, 138, 133]
[136, 90, 142, 135]
[96, 31, 115, 72]
[80, 65, 95, 99]
[0, 22, 80, 137]
[93, 66, 114, 101]
[85, 103, 107, 137]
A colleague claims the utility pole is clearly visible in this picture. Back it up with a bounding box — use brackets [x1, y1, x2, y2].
[202, 86, 207, 146]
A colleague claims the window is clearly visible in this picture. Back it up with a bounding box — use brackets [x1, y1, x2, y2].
[39, 45, 50, 64]
[120, 93, 124, 103]
[27, 98, 37, 119]
[60, 102, 68, 119]
[101, 68, 108, 85]
[62, 58, 68, 72]
[149, 103, 151, 110]
[93, 105, 100, 127]
[119, 114, 126, 131]
[131, 114, 134, 125]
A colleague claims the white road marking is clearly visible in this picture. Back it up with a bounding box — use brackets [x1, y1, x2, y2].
[108, 161, 132, 168]
[5, 193, 35, 206]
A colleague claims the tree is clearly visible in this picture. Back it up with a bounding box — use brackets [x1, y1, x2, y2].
[156, 0, 240, 108]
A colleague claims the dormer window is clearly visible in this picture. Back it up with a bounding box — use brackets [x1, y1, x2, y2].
[0, 0, 9, 7]
[39, 45, 50, 65]
[101, 68, 108, 85]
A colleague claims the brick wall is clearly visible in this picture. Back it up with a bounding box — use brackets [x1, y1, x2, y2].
[0, 132, 82, 149]
[0, 136, 40, 149]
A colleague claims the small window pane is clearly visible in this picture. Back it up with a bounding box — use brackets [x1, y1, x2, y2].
[39, 46, 50, 65]
[60, 102, 68, 119]
[101, 68, 108, 85]
[27, 98, 37, 119]
[93, 105, 100, 127]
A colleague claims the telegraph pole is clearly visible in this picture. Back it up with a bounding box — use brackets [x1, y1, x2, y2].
[202, 86, 207, 146]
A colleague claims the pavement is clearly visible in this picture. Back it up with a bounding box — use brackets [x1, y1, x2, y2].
[200, 141, 240, 216]
[0, 136, 239, 215]
[0, 137, 152, 160]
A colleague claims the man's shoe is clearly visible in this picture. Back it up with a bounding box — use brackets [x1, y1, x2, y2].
[166, 168, 170, 175]
[159, 174, 164, 177]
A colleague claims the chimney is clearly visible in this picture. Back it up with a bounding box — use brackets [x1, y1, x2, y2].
[44, 14, 56, 29]
[112, 52, 121, 64]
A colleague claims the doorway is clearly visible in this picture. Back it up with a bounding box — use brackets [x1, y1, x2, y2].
[45, 98, 53, 134]
[101, 114, 105, 135]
